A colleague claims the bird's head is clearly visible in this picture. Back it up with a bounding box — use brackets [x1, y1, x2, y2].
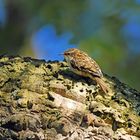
[63, 48, 79, 59]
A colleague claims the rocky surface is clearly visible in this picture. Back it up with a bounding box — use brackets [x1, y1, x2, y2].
[0, 55, 140, 140]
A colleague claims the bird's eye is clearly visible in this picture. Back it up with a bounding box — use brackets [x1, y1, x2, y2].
[65, 52, 70, 55]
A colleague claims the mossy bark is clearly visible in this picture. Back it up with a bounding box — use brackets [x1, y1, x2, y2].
[0, 55, 140, 140]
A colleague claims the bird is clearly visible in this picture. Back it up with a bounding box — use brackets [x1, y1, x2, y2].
[63, 48, 109, 94]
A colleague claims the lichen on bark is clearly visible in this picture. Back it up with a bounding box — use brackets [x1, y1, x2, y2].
[0, 55, 140, 140]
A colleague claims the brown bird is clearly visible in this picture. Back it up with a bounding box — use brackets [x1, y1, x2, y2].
[63, 48, 109, 94]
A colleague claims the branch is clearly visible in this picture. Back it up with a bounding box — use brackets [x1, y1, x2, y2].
[0, 56, 139, 140]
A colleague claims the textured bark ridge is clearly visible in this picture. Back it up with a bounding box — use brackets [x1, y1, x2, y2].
[0, 55, 140, 140]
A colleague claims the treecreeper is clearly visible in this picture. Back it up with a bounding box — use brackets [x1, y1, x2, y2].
[63, 48, 110, 94]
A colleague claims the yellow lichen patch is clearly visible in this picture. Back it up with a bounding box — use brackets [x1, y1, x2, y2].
[0, 91, 12, 103]
[16, 89, 48, 108]
[0, 57, 9, 62]
[27, 65, 46, 75]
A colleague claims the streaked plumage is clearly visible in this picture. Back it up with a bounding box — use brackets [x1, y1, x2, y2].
[63, 48, 109, 93]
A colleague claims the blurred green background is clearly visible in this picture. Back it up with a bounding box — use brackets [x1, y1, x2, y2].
[0, 0, 140, 91]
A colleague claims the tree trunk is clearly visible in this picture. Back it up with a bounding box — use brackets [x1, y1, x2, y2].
[0, 55, 140, 140]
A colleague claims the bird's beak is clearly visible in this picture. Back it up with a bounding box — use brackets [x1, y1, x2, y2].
[59, 53, 64, 55]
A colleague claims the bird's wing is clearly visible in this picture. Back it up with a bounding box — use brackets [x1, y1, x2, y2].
[70, 56, 103, 77]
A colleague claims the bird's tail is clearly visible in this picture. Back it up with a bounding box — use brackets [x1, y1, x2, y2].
[95, 77, 109, 94]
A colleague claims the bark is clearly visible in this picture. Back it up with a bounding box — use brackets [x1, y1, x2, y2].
[0, 55, 140, 140]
